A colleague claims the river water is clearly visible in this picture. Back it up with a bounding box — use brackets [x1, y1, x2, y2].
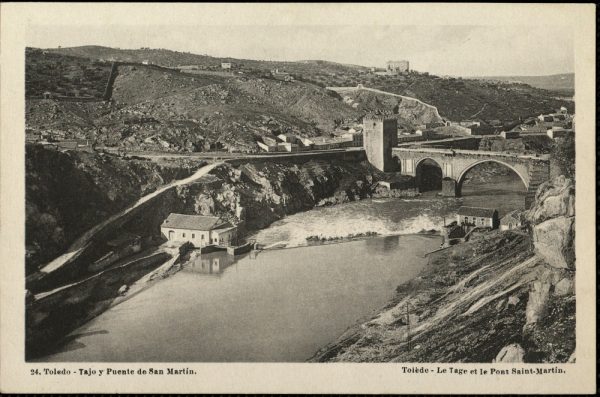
[38, 175, 525, 362]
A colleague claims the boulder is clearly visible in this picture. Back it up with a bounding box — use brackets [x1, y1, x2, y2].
[527, 175, 575, 224]
[494, 344, 525, 363]
[531, 216, 575, 269]
[525, 280, 551, 326]
[527, 176, 575, 270]
[118, 284, 129, 295]
[554, 277, 574, 296]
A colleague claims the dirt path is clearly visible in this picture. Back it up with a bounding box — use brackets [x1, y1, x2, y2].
[40, 162, 224, 274]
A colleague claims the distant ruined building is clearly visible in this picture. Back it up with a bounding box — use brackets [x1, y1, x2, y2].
[386, 60, 410, 75]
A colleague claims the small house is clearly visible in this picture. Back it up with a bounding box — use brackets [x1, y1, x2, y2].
[500, 211, 523, 231]
[456, 206, 499, 229]
[257, 141, 277, 152]
[161, 213, 237, 247]
[470, 125, 496, 136]
[547, 127, 573, 139]
[298, 137, 314, 150]
[341, 131, 363, 147]
[262, 136, 278, 146]
[278, 142, 299, 152]
[277, 133, 297, 143]
[221, 62, 232, 70]
[500, 130, 520, 139]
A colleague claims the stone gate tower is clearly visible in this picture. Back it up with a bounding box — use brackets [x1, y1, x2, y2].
[363, 115, 398, 172]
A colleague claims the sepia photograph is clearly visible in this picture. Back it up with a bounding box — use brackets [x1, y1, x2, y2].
[1, 3, 596, 394]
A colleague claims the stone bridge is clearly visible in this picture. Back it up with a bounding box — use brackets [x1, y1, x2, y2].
[392, 147, 550, 208]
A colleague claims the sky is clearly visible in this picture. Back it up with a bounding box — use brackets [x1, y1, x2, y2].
[26, 24, 574, 77]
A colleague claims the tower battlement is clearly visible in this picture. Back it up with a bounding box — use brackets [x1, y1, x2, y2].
[362, 114, 396, 123]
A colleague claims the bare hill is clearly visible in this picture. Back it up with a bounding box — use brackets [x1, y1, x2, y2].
[27, 46, 575, 152]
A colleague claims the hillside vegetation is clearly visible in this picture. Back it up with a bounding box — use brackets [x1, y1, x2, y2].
[26, 48, 112, 99]
[473, 73, 574, 96]
[27, 46, 574, 152]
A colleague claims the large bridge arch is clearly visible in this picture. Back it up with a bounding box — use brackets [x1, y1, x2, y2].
[455, 159, 529, 197]
[415, 156, 444, 170]
[415, 157, 444, 192]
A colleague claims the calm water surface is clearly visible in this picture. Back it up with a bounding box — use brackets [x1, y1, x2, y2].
[41, 234, 437, 362]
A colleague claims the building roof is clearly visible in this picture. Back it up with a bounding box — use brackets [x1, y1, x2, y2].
[457, 206, 498, 218]
[161, 213, 225, 231]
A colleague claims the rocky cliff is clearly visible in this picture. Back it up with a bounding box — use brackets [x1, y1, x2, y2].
[312, 175, 575, 363]
[115, 158, 401, 244]
[526, 176, 575, 270]
[25, 145, 204, 274]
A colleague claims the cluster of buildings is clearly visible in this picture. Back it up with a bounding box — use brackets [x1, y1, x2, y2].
[408, 107, 574, 141]
[256, 130, 363, 152]
[510, 107, 574, 139]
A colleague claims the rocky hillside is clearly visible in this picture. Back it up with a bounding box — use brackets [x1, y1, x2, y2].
[313, 175, 575, 363]
[26, 49, 367, 153]
[25, 48, 112, 99]
[25, 145, 204, 274]
[329, 87, 442, 128]
[41, 46, 574, 124]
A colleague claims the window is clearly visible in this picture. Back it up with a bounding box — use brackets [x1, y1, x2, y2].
[201, 234, 204, 240]
[182, 233, 186, 238]
[192, 234, 195, 239]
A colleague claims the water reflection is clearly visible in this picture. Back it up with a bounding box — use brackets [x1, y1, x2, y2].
[183, 251, 236, 276]
[364, 235, 400, 254]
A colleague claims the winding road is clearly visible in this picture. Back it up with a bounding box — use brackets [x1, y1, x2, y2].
[39, 161, 224, 274]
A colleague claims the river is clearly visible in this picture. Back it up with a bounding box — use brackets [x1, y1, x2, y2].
[37, 174, 525, 362]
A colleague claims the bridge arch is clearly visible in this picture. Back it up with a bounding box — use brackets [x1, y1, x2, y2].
[415, 157, 444, 192]
[455, 159, 529, 197]
[415, 156, 444, 170]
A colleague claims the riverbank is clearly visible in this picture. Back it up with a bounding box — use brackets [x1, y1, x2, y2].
[310, 178, 576, 364]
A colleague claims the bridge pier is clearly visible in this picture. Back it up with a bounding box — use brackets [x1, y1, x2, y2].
[525, 161, 550, 208]
[441, 178, 458, 197]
